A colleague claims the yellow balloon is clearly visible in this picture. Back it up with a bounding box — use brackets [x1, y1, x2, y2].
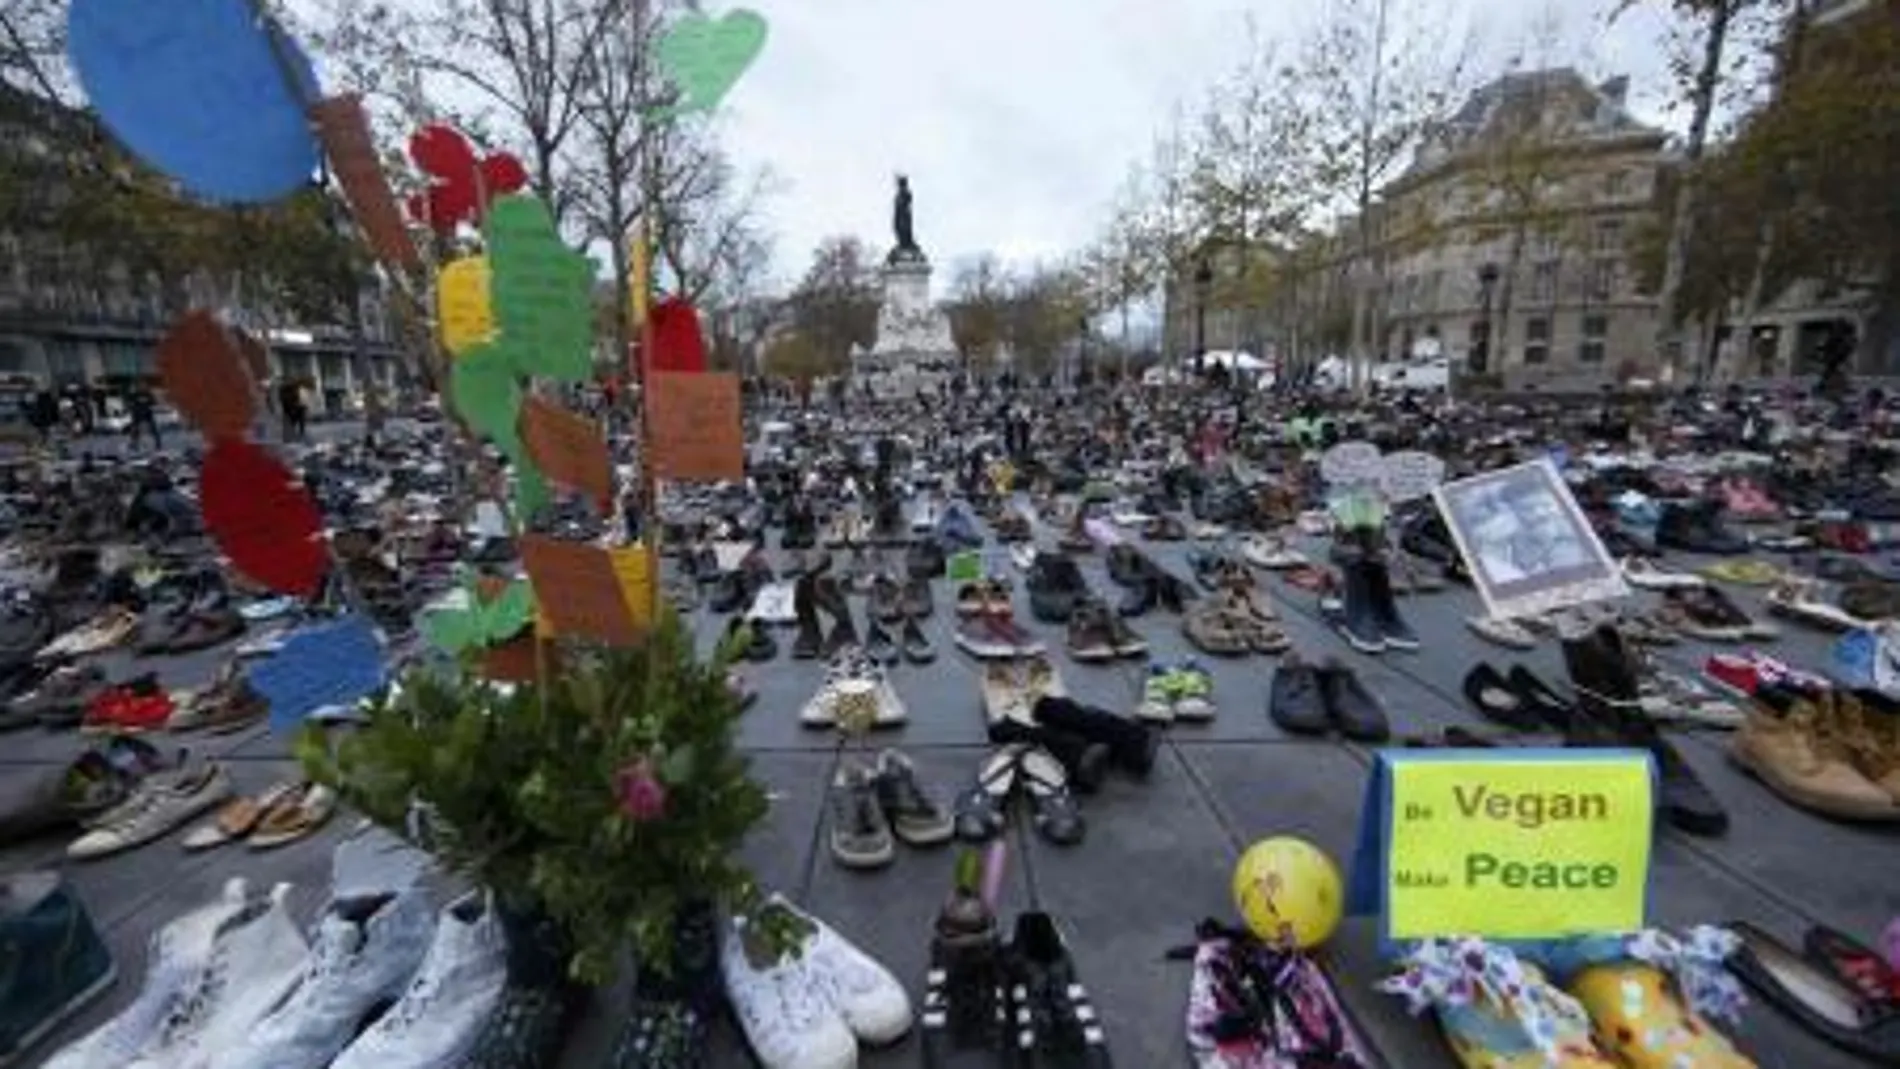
[438, 256, 495, 355]
[1232, 837, 1344, 949]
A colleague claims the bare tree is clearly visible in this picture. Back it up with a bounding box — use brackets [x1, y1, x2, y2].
[1290, 0, 1476, 385]
[310, 0, 633, 228]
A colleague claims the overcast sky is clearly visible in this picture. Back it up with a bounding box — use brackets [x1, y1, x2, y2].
[714, 0, 1688, 286]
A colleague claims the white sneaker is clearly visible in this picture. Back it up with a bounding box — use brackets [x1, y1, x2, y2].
[207, 881, 434, 1069]
[68, 763, 232, 860]
[152, 883, 310, 1069]
[43, 879, 252, 1069]
[721, 911, 856, 1069]
[329, 893, 507, 1069]
[773, 898, 912, 1045]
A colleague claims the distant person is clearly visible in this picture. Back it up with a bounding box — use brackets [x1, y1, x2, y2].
[28, 390, 57, 447]
[278, 381, 308, 441]
[126, 387, 161, 450]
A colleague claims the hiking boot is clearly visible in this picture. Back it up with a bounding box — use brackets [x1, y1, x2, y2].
[1732, 694, 1899, 820]
[1839, 691, 1900, 802]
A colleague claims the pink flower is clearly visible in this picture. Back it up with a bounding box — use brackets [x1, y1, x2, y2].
[614, 758, 667, 822]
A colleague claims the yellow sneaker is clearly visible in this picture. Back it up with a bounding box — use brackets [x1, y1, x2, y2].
[1566, 927, 1757, 1069]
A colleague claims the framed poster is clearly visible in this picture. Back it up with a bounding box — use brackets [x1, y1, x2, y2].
[1432, 459, 1627, 621]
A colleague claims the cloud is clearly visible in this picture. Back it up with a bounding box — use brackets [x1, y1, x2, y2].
[724, 0, 1686, 286]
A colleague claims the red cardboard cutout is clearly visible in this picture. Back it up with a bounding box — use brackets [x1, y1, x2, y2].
[648, 297, 707, 374]
[200, 439, 327, 597]
[405, 124, 526, 231]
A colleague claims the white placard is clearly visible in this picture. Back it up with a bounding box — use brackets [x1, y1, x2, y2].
[1320, 440, 1383, 488]
[1378, 451, 1447, 504]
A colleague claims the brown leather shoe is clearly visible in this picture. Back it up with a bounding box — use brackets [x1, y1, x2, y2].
[1731, 695, 1900, 820]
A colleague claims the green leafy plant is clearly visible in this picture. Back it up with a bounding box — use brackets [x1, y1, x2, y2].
[299, 607, 786, 983]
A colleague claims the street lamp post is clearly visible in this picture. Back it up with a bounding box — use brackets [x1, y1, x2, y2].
[1474, 262, 1500, 376]
[1193, 258, 1213, 376]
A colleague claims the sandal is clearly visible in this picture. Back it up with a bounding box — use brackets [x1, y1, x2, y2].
[247, 783, 338, 849]
[953, 744, 1022, 842]
[182, 780, 303, 851]
[1017, 746, 1084, 845]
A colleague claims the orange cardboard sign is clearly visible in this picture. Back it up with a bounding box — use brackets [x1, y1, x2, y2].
[519, 396, 612, 505]
[519, 536, 645, 646]
[311, 94, 420, 273]
[648, 372, 742, 482]
[156, 310, 259, 437]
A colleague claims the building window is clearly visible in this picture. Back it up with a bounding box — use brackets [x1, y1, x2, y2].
[1531, 261, 1558, 303]
[1604, 170, 1627, 200]
[1589, 259, 1616, 301]
[1524, 317, 1551, 364]
[1581, 314, 1608, 363]
[1594, 220, 1623, 252]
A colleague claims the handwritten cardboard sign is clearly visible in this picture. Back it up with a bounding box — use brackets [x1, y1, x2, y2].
[609, 545, 653, 623]
[1320, 440, 1383, 488]
[156, 309, 258, 437]
[1378, 450, 1447, 504]
[310, 93, 419, 272]
[485, 196, 594, 381]
[519, 395, 612, 505]
[437, 256, 496, 355]
[1349, 750, 1654, 941]
[520, 535, 644, 646]
[648, 372, 743, 482]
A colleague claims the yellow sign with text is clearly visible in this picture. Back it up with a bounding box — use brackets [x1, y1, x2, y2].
[1386, 754, 1653, 941]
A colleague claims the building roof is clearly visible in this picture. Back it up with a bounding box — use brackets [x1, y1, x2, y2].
[1394, 67, 1665, 191]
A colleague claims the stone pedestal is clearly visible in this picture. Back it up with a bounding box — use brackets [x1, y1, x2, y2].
[853, 251, 959, 398]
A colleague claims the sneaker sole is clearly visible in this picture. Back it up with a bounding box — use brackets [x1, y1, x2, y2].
[0, 957, 117, 1067]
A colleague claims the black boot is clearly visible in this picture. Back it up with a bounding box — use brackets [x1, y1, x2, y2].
[1334, 559, 1385, 654]
[814, 576, 859, 656]
[1032, 696, 1159, 776]
[791, 576, 822, 659]
[1562, 624, 1728, 837]
[609, 899, 721, 1069]
[1363, 558, 1419, 650]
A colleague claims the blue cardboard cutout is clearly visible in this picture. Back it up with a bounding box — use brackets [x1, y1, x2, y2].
[68, 0, 322, 203]
[253, 616, 387, 735]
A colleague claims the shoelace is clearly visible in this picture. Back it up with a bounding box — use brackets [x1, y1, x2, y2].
[152, 946, 230, 1051]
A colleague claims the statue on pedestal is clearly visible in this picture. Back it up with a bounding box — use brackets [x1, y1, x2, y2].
[890, 175, 922, 263]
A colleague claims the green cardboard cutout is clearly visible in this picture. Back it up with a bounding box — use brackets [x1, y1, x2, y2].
[656, 9, 767, 115]
[486, 195, 594, 382]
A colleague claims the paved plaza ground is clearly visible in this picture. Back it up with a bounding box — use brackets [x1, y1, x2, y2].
[5, 527, 1897, 1068]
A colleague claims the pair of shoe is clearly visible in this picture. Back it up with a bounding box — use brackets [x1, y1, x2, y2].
[800, 650, 907, 731]
[1138, 660, 1217, 723]
[953, 742, 1087, 845]
[724, 898, 911, 1069]
[67, 757, 232, 860]
[920, 879, 1111, 1068]
[1383, 930, 1756, 1068]
[1269, 655, 1390, 742]
[1180, 919, 1372, 1067]
[829, 751, 955, 868]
